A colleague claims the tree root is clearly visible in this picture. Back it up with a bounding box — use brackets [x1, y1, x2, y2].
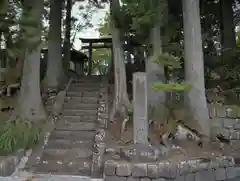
[121, 117, 129, 139]
[116, 139, 133, 145]
[0, 83, 20, 97]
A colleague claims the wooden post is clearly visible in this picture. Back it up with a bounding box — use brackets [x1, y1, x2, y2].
[88, 42, 93, 75]
[108, 45, 114, 84]
[0, 49, 8, 82]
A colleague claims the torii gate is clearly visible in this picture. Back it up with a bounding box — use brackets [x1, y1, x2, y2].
[79, 37, 113, 75]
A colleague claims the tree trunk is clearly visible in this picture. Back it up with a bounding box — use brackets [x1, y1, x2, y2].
[17, 0, 46, 122]
[43, 0, 63, 88]
[220, 0, 236, 51]
[182, 0, 210, 136]
[14, 56, 24, 79]
[63, 0, 72, 72]
[144, 20, 167, 123]
[146, 23, 166, 105]
[109, 0, 130, 121]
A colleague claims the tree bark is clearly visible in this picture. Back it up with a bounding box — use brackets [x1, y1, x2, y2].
[109, 0, 130, 121]
[182, 0, 210, 136]
[43, 0, 63, 88]
[63, 0, 72, 72]
[146, 23, 166, 107]
[17, 0, 46, 122]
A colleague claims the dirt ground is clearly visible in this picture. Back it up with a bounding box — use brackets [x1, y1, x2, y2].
[106, 86, 237, 163]
[106, 119, 235, 163]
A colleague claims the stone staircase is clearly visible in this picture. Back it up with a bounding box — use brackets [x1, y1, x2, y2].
[31, 76, 103, 176]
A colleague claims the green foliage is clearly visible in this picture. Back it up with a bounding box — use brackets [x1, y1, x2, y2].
[6, 46, 24, 60]
[124, 102, 133, 114]
[98, 12, 111, 36]
[122, 0, 167, 30]
[19, 7, 42, 51]
[152, 53, 191, 92]
[237, 32, 240, 48]
[118, 0, 168, 41]
[70, 4, 95, 47]
[0, 0, 44, 59]
[0, 0, 8, 18]
[0, 0, 24, 61]
[205, 47, 240, 89]
[91, 48, 111, 75]
[0, 118, 45, 153]
[103, 0, 178, 46]
[152, 82, 191, 92]
[154, 52, 181, 69]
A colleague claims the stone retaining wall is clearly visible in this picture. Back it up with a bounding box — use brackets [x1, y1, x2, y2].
[209, 103, 240, 142]
[211, 118, 240, 141]
[104, 157, 239, 181]
[171, 89, 240, 119]
[99, 84, 240, 180]
[91, 81, 108, 178]
[208, 104, 240, 119]
[0, 149, 25, 176]
[173, 88, 240, 103]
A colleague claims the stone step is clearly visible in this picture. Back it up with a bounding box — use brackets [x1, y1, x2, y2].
[67, 88, 100, 92]
[45, 105, 52, 109]
[45, 99, 55, 104]
[67, 91, 100, 98]
[44, 104, 54, 108]
[72, 77, 102, 81]
[35, 158, 91, 176]
[45, 104, 52, 108]
[46, 110, 52, 114]
[62, 109, 98, 116]
[70, 84, 101, 90]
[70, 81, 101, 86]
[46, 139, 93, 150]
[49, 130, 95, 141]
[65, 97, 99, 104]
[68, 86, 100, 92]
[71, 79, 102, 84]
[63, 102, 99, 110]
[56, 121, 97, 131]
[61, 115, 98, 123]
[72, 77, 102, 82]
[43, 148, 93, 159]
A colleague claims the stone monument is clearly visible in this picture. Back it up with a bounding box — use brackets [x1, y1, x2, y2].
[133, 72, 148, 144]
[120, 72, 160, 161]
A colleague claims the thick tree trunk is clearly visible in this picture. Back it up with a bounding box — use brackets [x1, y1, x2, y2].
[63, 0, 72, 72]
[146, 24, 165, 107]
[182, 0, 210, 136]
[43, 0, 63, 88]
[111, 27, 129, 106]
[220, 0, 236, 50]
[17, 0, 46, 122]
[109, 0, 129, 121]
[145, 21, 167, 123]
[14, 57, 24, 79]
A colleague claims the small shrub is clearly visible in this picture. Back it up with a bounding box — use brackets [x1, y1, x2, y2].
[155, 52, 181, 69]
[151, 53, 192, 123]
[0, 118, 45, 153]
[152, 53, 191, 93]
[152, 82, 191, 92]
